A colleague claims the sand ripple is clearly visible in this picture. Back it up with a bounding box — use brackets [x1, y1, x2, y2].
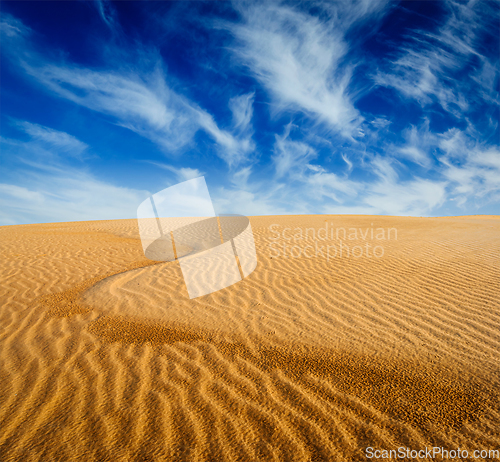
[1, 216, 499, 461]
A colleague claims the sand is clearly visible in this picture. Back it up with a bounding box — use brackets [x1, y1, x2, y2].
[0, 215, 499, 461]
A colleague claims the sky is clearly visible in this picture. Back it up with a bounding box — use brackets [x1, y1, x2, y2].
[0, 0, 499, 225]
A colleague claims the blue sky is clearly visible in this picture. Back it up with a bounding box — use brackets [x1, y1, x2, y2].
[0, 0, 499, 225]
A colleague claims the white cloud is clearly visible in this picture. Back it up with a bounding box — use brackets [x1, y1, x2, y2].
[26, 63, 200, 152]
[0, 184, 44, 203]
[228, 2, 390, 137]
[438, 129, 500, 205]
[212, 187, 290, 216]
[4, 14, 254, 166]
[306, 169, 359, 203]
[214, 151, 450, 216]
[0, 13, 31, 39]
[15, 121, 89, 156]
[271, 126, 360, 206]
[471, 59, 500, 105]
[341, 153, 353, 171]
[0, 170, 148, 225]
[0, 123, 148, 225]
[95, 0, 119, 31]
[396, 120, 437, 167]
[150, 162, 205, 182]
[31, 63, 254, 165]
[195, 104, 255, 167]
[229, 92, 254, 133]
[2, 121, 89, 165]
[268, 126, 449, 215]
[366, 176, 447, 216]
[272, 124, 317, 179]
[374, 0, 499, 116]
[370, 117, 391, 129]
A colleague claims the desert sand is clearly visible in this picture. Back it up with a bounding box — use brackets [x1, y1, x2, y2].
[0, 215, 499, 461]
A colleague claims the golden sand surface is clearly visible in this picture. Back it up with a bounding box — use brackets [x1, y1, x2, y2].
[0, 215, 499, 461]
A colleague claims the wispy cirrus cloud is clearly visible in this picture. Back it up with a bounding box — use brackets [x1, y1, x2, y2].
[194, 92, 255, 167]
[26, 62, 256, 164]
[363, 157, 447, 215]
[94, 0, 119, 32]
[148, 162, 205, 183]
[14, 120, 89, 156]
[438, 128, 500, 205]
[0, 172, 148, 225]
[374, 0, 499, 116]
[396, 119, 437, 167]
[1, 13, 255, 166]
[0, 124, 148, 225]
[227, 1, 391, 138]
[272, 123, 317, 179]
[29, 63, 202, 152]
[271, 126, 360, 207]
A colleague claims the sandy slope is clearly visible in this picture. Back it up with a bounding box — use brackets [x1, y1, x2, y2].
[0, 215, 498, 462]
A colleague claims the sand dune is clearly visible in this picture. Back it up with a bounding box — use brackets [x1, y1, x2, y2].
[0, 216, 499, 461]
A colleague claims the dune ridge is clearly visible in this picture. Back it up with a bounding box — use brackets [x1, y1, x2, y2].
[0, 216, 499, 461]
